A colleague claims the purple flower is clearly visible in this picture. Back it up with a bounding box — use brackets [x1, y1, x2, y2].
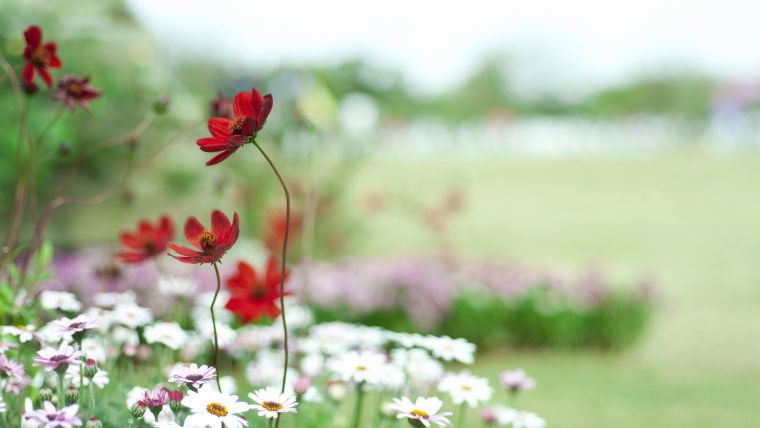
[500, 369, 535, 393]
[26, 401, 82, 427]
[52, 314, 99, 339]
[142, 387, 168, 410]
[168, 364, 216, 390]
[34, 344, 83, 372]
[0, 354, 29, 394]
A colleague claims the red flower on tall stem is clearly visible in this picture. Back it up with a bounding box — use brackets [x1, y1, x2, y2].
[196, 88, 273, 166]
[225, 257, 289, 323]
[167, 210, 239, 264]
[21, 25, 61, 88]
[117, 216, 174, 264]
[54, 75, 101, 112]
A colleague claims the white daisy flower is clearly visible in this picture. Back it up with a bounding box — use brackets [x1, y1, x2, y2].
[438, 371, 492, 408]
[110, 326, 139, 347]
[422, 336, 475, 365]
[65, 365, 109, 389]
[80, 338, 107, 364]
[158, 276, 197, 297]
[93, 291, 136, 308]
[2, 325, 36, 343]
[182, 384, 249, 428]
[391, 348, 444, 387]
[110, 303, 153, 328]
[196, 319, 236, 349]
[328, 350, 387, 385]
[40, 291, 81, 312]
[144, 322, 188, 350]
[248, 386, 298, 419]
[390, 396, 452, 427]
[492, 406, 547, 428]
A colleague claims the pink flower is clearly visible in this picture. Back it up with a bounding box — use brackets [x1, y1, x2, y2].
[52, 314, 99, 340]
[141, 387, 168, 409]
[168, 363, 216, 391]
[26, 402, 81, 427]
[34, 344, 83, 372]
[500, 369, 535, 393]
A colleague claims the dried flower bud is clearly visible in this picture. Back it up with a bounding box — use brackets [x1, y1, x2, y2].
[23, 81, 39, 95]
[65, 386, 79, 405]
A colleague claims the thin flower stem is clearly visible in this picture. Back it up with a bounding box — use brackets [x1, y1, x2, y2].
[89, 382, 95, 418]
[252, 141, 291, 395]
[456, 403, 466, 428]
[351, 383, 366, 428]
[211, 262, 222, 391]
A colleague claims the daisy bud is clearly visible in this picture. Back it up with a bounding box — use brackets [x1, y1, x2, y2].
[65, 386, 79, 405]
[23, 81, 39, 95]
[39, 387, 53, 402]
[293, 376, 311, 395]
[168, 389, 183, 413]
[85, 418, 103, 428]
[84, 358, 98, 378]
[130, 403, 146, 418]
[481, 408, 498, 425]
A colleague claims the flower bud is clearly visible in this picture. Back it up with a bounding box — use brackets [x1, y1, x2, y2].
[39, 387, 54, 402]
[481, 408, 498, 425]
[58, 142, 71, 157]
[169, 390, 183, 413]
[23, 81, 39, 95]
[152, 94, 171, 115]
[65, 386, 79, 405]
[130, 403, 146, 418]
[293, 376, 311, 395]
[85, 418, 103, 428]
[84, 358, 98, 378]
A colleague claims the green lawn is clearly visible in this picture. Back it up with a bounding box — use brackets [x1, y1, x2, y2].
[346, 151, 760, 427]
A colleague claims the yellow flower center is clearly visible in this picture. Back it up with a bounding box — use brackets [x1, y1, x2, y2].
[228, 116, 246, 135]
[461, 385, 472, 391]
[411, 409, 430, 419]
[356, 365, 367, 371]
[67, 82, 83, 97]
[199, 230, 217, 251]
[206, 402, 228, 416]
[262, 401, 283, 412]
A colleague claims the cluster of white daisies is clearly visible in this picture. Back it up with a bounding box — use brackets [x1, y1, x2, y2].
[0, 287, 547, 427]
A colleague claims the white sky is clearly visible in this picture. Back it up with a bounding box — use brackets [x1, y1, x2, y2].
[127, 0, 760, 96]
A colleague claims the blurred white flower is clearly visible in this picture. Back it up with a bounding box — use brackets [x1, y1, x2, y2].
[93, 291, 136, 308]
[144, 322, 188, 350]
[158, 276, 197, 297]
[492, 405, 547, 428]
[390, 396, 452, 427]
[438, 371, 492, 408]
[328, 350, 387, 385]
[65, 364, 109, 389]
[422, 336, 475, 365]
[81, 338, 107, 363]
[1, 325, 36, 343]
[40, 291, 81, 312]
[110, 303, 153, 328]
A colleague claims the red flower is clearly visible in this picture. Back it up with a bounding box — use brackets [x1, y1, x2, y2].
[54, 75, 101, 112]
[167, 210, 239, 264]
[210, 91, 232, 118]
[21, 25, 61, 88]
[263, 208, 301, 255]
[117, 216, 174, 264]
[225, 257, 289, 323]
[196, 88, 273, 166]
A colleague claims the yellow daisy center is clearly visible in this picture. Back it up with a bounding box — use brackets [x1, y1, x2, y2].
[411, 409, 430, 419]
[461, 385, 472, 391]
[206, 402, 228, 416]
[262, 401, 283, 412]
[356, 365, 367, 371]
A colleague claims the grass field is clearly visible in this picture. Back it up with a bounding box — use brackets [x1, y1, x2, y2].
[346, 151, 760, 427]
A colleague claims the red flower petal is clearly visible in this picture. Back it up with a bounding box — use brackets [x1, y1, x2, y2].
[208, 118, 232, 139]
[211, 210, 231, 240]
[24, 26, 41, 49]
[233, 91, 254, 118]
[167, 243, 203, 257]
[21, 63, 34, 84]
[205, 149, 235, 166]
[258, 94, 273, 128]
[38, 67, 52, 88]
[117, 252, 148, 264]
[159, 216, 174, 239]
[251, 88, 265, 116]
[196, 138, 229, 152]
[183, 216, 205, 247]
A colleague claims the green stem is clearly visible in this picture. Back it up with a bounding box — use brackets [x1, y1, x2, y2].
[351, 383, 365, 428]
[57, 371, 66, 410]
[456, 403, 466, 428]
[89, 382, 95, 418]
[211, 262, 222, 391]
[252, 141, 291, 394]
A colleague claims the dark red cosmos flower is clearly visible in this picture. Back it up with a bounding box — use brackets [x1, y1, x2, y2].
[210, 91, 232, 118]
[167, 210, 239, 264]
[21, 25, 61, 88]
[263, 208, 301, 255]
[117, 216, 174, 264]
[225, 257, 290, 323]
[196, 88, 273, 166]
[54, 75, 101, 112]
